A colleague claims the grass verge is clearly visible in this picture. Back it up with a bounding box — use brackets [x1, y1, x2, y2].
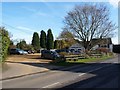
[50, 55, 114, 66]
[69, 55, 113, 63]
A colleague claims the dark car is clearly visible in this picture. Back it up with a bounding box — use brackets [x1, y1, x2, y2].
[10, 48, 28, 55]
[41, 50, 61, 60]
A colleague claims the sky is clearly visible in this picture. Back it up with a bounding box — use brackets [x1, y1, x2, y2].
[1, 0, 119, 44]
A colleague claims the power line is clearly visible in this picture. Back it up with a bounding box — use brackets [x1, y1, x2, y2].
[2, 22, 34, 35]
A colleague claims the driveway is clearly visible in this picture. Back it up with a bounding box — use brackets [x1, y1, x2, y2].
[6, 53, 52, 63]
[2, 54, 64, 80]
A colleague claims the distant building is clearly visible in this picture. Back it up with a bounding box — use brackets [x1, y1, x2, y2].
[69, 43, 85, 54]
[69, 38, 113, 54]
[91, 38, 113, 52]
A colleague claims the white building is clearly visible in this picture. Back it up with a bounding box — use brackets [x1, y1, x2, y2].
[69, 43, 85, 54]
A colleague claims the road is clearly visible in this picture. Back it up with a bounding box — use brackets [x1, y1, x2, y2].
[2, 57, 119, 89]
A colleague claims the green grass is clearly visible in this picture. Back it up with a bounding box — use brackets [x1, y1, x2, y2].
[50, 55, 114, 66]
[68, 55, 113, 63]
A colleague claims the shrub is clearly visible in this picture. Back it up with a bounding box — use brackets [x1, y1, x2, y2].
[108, 52, 114, 56]
[59, 52, 69, 57]
[0, 27, 10, 62]
[97, 48, 109, 53]
[52, 57, 66, 63]
[83, 54, 90, 59]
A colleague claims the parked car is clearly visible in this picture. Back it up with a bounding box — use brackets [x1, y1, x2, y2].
[41, 50, 61, 60]
[25, 50, 35, 54]
[10, 48, 28, 55]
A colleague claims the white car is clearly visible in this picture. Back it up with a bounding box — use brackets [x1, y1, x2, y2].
[10, 48, 28, 55]
[20, 50, 28, 55]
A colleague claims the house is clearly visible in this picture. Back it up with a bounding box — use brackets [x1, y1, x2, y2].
[69, 38, 113, 54]
[69, 43, 85, 54]
[91, 38, 113, 52]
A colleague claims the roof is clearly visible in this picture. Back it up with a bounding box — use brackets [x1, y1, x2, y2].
[91, 38, 112, 45]
[73, 38, 112, 48]
[70, 43, 84, 48]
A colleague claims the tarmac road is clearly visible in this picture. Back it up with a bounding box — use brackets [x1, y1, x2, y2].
[2, 57, 119, 89]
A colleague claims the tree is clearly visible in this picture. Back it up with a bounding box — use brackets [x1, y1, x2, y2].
[40, 30, 46, 48]
[63, 4, 117, 51]
[46, 29, 54, 50]
[16, 40, 34, 51]
[16, 39, 27, 50]
[32, 32, 40, 51]
[58, 29, 76, 47]
[0, 27, 10, 62]
[54, 40, 59, 49]
[9, 40, 16, 49]
[27, 44, 34, 51]
[58, 29, 74, 40]
[58, 40, 67, 49]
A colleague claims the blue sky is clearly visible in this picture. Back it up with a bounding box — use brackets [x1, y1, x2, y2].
[2, 1, 118, 44]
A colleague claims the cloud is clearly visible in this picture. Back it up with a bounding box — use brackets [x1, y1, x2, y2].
[21, 6, 48, 17]
[21, 6, 36, 12]
[17, 26, 35, 32]
[108, 0, 119, 8]
[35, 12, 48, 16]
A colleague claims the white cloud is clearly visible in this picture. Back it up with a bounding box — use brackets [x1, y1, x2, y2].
[21, 6, 36, 12]
[17, 26, 35, 32]
[108, 0, 119, 8]
[21, 6, 48, 17]
[35, 12, 48, 16]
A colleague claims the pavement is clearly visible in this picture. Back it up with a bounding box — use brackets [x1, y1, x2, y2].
[1, 54, 65, 81]
[2, 62, 50, 81]
[1, 61, 85, 81]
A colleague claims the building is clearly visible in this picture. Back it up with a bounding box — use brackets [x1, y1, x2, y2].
[91, 38, 113, 52]
[69, 43, 85, 54]
[69, 38, 113, 54]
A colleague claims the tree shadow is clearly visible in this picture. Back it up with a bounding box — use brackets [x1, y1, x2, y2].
[56, 63, 120, 89]
[7, 54, 120, 88]
[19, 61, 119, 88]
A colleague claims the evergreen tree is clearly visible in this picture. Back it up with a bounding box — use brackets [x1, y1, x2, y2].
[40, 30, 46, 48]
[46, 29, 54, 50]
[54, 40, 59, 49]
[32, 32, 40, 51]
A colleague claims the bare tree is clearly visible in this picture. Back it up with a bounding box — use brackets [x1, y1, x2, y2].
[63, 4, 117, 51]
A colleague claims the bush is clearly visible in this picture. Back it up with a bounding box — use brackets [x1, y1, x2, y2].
[108, 52, 114, 56]
[83, 54, 90, 59]
[59, 52, 69, 57]
[52, 57, 66, 63]
[0, 27, 10, 62]
[97, 48, 109, 53]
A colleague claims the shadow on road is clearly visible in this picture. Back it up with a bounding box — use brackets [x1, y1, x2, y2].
[57, 63, 120, 89]
[19, 61, 120, 88]
[6, 55, 120, 88]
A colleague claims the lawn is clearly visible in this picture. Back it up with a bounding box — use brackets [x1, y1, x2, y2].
[68, 55, 113, 63]
[50, 55, 114, 66]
